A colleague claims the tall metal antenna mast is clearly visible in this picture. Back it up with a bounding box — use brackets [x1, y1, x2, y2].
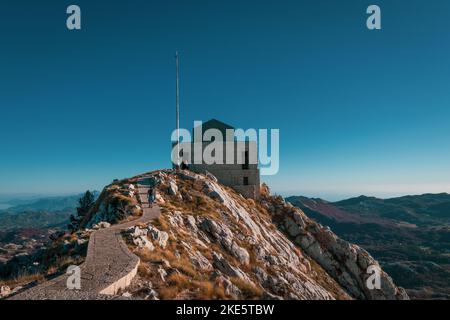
[175, 51, 180, 168]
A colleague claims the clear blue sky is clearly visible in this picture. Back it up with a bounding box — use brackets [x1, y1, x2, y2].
[1, 0, 449, 200]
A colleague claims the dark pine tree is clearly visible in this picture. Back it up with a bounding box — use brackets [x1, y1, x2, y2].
[68, 190, 95, 232]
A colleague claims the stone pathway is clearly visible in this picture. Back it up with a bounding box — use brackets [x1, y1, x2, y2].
[10, 178, 160, 300]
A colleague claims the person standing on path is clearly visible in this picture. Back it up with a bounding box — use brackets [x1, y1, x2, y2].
[148, 188, 156, 206]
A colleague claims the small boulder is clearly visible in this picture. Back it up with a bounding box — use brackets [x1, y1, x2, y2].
[145, 289, 159, 300]
[155, 192, 165, 204]
[133, 236, 155, 251]
[127, 226, 147, 238]
[93, 221, 111, 230]
[158, 267, 168, 282]
[185, 215, 198, 232]
[0, 286, 11, 298]
[168, 180, 179, 196]
[230, 242, 250, 265]
[147, 226, 169, 249]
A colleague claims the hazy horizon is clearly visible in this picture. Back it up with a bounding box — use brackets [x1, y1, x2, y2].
[1, 187, 449, 204]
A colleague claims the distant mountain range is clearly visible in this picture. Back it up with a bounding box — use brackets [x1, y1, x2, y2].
[0, 192, 99, 230]
[286, 193, 450, 299]
[0, 192, 99, 214]
[0, 192, 100, 268]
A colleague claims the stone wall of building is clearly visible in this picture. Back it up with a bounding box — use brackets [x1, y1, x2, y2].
[190, 164, 260, 199]
[176, 140, 261, 199]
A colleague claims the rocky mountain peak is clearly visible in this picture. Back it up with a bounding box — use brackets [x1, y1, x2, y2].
[77, 169, 407, 300]
[2, 169, 408, 300]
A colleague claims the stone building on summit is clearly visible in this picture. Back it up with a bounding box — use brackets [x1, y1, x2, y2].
[176, 119, 261, 200]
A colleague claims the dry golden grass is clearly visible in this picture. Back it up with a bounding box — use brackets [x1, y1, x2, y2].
[193, 280, 228, 300]
[160, 178, 224, 219]
[171, 258, 198, 278]
[230, 278, 263, 299]
[0, 272, 45, 288]
[158, 286, 180, 300]
[167, 273, 190, 287]
[152, 216, 170, 231]
[137, 248, 164, 263]
[136, 245, 200, 279]
[158, 276, 229, 300]
[137, 264, 153, 279]
[114, 193, 136, 205]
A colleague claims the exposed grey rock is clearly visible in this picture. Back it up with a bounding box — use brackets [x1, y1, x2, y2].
[194, 238, 208, 249]
[158, 267, 167, 282]
[168, 180, 179, 196]
[203, 180, 227, 203]
[147, 225, 169, 249]
[229, 242, 250, 265]
[205, 171, 218, 182]
[177, 170, 203, 181]
[262, 291, 284, 300]
[167, 211, 184, 228]
[133, 236, 155, 251]
[200, 218, 249, 264]
[155, 192, 165, 204]
[125, 226, 155, 251]
[220, 276, 242, 298]
[190, 251, 213, 271]
[197, 231, 211, 244]
[200, 218, 233, 241]
[126, 226, 147, 238]
[212, 252, 250, 282]
[284, 217, 303, 237]
[181, 240, 193, 251]
[280, 206, 409, 300]
[145, 288, 159, 300]
[265, 254, 279, 265]
[253, 266, 269, 284]
[185, 215, 198, 232]
[158, 232, 169, 249]
[162, 259, 171, 269]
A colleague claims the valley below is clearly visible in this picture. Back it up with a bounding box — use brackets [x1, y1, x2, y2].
[0, 194, 91, 277]
[287, 193, 450, 299]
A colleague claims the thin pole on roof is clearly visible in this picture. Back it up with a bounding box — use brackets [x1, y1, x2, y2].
[175, 51, 180, 168]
